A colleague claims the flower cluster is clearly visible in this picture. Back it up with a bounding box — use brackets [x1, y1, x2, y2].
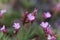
[0, 22, 21, 34]
[0, 8, 57, 40]
[40, 22, 56, 40]
[0, 9, 21, 34]
[21, 8, 38, 25]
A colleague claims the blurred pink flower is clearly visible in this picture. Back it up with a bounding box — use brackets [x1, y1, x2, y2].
[47, 26, 53, 35]
[52, 2, 60, 14]
[47, 27, 56, 40]
[13, 23, 21, 30]
[40, 22, 49, 28]
[0, 9, 6, 18]
[27, 13, 35, 21]
[40, 22, 56, 40]
[0, 25, 5, 31]
[47, 34, 52, 40]
[21, 8, 37, 24]
[1, 9, 6, 14]
[47, 34, 56, 40]
[51, 36, 56, 40]
[56, 2, 60, 10]
[0, 25, 6, 32]
[43, 12, 51, 18]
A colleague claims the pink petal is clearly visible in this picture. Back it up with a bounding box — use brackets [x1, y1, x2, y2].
[40, 22, 49, 28]
[13, 23, 20, 29]
[47, 34, 52, 40]
[0, 25, 5, 31]
[27, 13, 35, 21]
[44, 12, 51, 18]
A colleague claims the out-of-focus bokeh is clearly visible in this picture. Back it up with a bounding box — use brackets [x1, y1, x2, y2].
[0, 0, 60, 40]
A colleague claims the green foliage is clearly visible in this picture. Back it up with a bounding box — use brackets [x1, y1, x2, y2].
[2, 10, 21, 27]
[0, 31, 3, 39]
[19, 0, 36, 8]
[17, 22, 46, 40]
[0, 0, 8, 4]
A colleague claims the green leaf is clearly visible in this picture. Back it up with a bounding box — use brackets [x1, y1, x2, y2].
[17, 27, 25, 40]
[0, 32, 3, 39]
[19, 0, 36, 8]
[36, 26, 46, 40]
[2, 35, 8, 40]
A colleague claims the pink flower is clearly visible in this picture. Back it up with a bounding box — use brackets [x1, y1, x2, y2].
[13, 23, 21, 30]
[27, 13, 35, 21]
[46, 25, 55, 35]
[21, 9, 37, 24]
[51, 36, 56, 40]
[0, 9, 6, 14]
[56, 2, 60, 10]
[40, 22, 49, 28]
[43, 12, 51, 18]
[47, 27, 53, 35]
[40, 22, 56, 40]
[47, 34, 56, 40]
[0, 25, 6, 32]
[47, 34, 52, 40]
[0, 9, 6, 18]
